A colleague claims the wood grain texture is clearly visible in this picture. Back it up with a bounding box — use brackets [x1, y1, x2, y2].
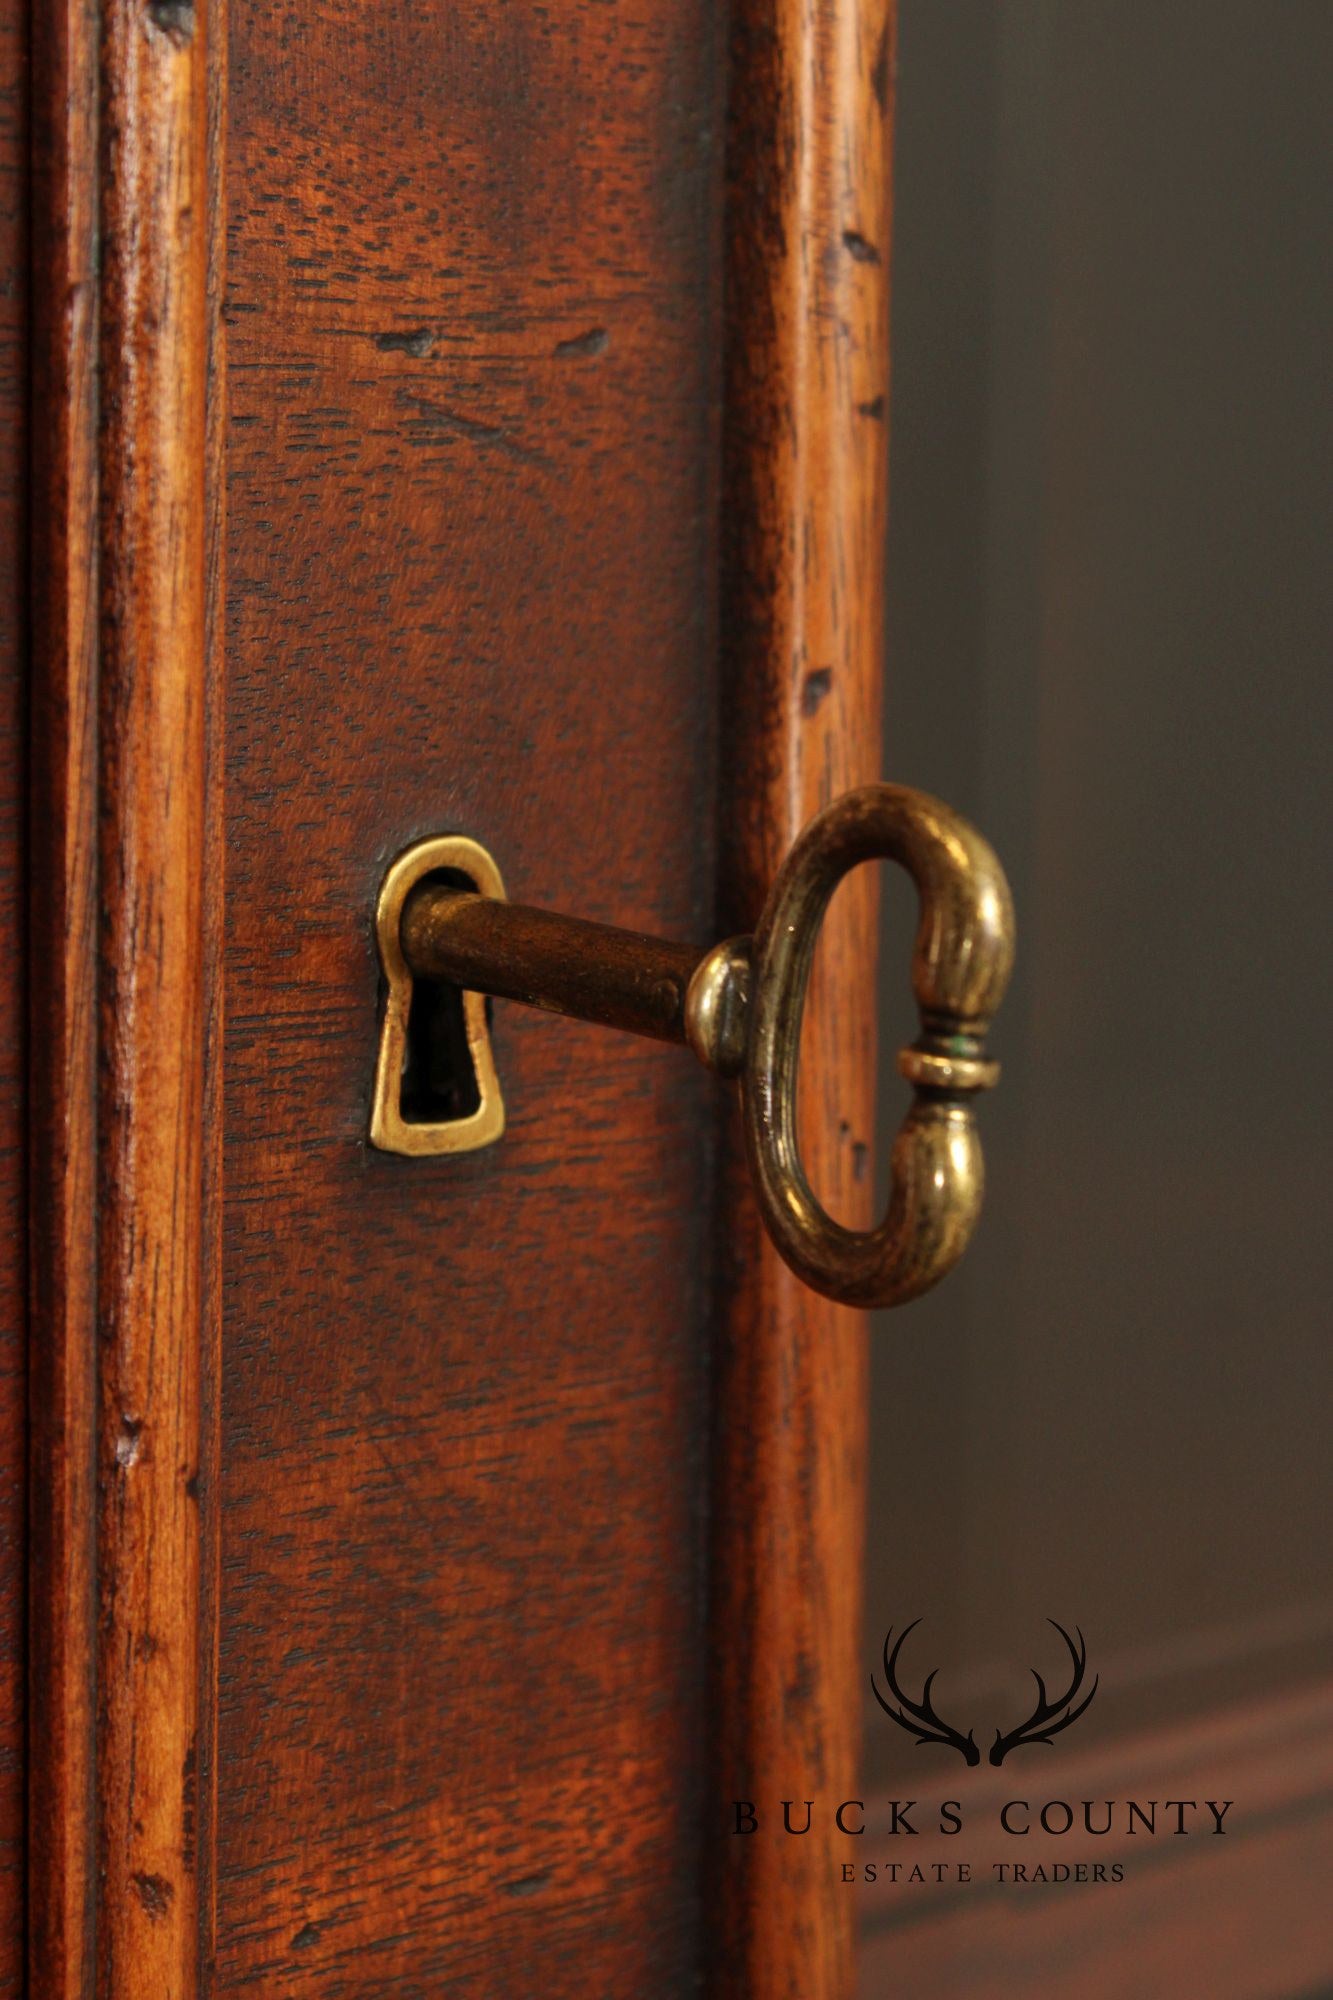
[216, 3, 723, 1992]
[709, 0, 894, 1994]
[27, 0, 98, 1988]
[19, 4, 887, 1989]
[0, 0, 25, 1987]
[196, 6, 227, 1984]
[95, 0, 220, 1992]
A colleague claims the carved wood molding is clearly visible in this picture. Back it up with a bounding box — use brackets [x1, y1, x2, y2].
[28, 1, 224, 1991]
[709, 0, 895, 1993]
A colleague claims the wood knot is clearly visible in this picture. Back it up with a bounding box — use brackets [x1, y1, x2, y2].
[554, 327, 609, 360]
[842, 229, 881, 265]
[801, 668, 833, 716]
[131, 1872, 174, 1921]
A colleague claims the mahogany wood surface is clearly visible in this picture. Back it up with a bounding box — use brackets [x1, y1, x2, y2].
[709, 1, 893, 1994]
[93, 1, 218, 1994]
[215, 3, 723, 1993]
[0, 0, 24, 1987]
[17, 0, 888, 1993]
[27, 0, 98, 1989]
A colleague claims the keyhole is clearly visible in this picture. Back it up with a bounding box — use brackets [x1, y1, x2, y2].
[397, 868, 484, 1124]
[369, 833, 507, 1157]
[400, 975, 483, 1123]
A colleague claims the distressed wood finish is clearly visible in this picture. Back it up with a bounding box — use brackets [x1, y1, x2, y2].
[27, 0, 98, 1988]
[18, 1, 888, 1991]
[710, 0, 894, 1993]
[214, 3, 723, 1993]
[94, 0, 219, 1992]
[29, 3, 223, 1990]
[0, 0, 26, 1987]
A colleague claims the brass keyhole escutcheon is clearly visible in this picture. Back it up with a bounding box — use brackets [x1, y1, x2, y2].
[369, 835, 508, 1157]
[369, 786, 1015, 1309]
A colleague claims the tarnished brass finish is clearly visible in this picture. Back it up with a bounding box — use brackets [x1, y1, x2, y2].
[744, 784, 1014, 1308]
[379, 784, 1014, 1309]
[683, 938, 752, 1078]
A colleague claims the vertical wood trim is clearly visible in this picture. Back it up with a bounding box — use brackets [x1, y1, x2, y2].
[0, 0, 29, 1982]
[711, 1, 895, 1995]
[94, 0, 219, 1991]
[195, 8, 226, 1983]
[28, 0, 101, 1987]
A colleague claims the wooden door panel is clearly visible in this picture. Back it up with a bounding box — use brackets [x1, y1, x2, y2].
[19, 0, 890, 1991]
[218, 2, 724, 1990]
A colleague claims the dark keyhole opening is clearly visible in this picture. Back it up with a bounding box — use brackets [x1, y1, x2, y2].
[398, 868, 483, 1124]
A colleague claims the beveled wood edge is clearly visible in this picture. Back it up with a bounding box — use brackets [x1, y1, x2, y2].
[196, 11, 227, 1983]
[28, 1, 225, 1993]
[94, 0, 222, 1988]
[708, 1, 895, 1995]
[28, 0, 100, 1989]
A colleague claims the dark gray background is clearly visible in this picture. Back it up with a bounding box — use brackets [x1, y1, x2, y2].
[866, 0, 1332, 1784]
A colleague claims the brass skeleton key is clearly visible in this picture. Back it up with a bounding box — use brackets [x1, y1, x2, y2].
[370, 784, 1014, 1310]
